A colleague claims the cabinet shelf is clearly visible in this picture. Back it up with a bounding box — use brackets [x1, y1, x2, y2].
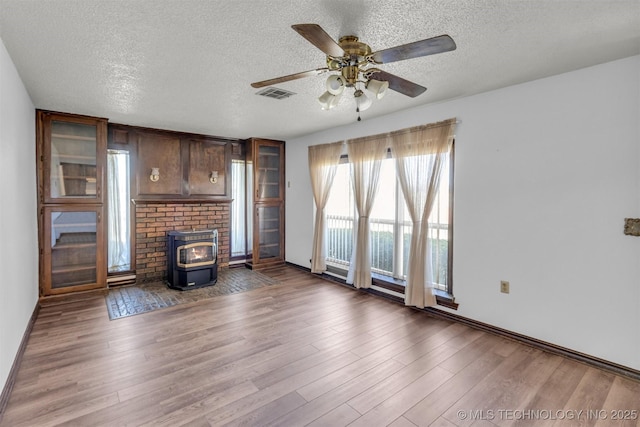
[52, 133, 96, 142]
[51, 277, 98, 289]
[52, 242, 96, 250]
[55, 154, 96, 162]
[51, 263, 96, 274]
[61, 176, 96, 180]
[259, 243, 280, 248]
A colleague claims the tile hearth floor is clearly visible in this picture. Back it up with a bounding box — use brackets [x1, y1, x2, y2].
[105, 267, 280, 320]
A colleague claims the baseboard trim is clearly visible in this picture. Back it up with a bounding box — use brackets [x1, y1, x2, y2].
[285, 261, 640, 382]
[423, 306, 640, 382]
[0, 301, 40, 422]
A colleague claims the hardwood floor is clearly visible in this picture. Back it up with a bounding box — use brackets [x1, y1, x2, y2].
[2, 266, 639, 426]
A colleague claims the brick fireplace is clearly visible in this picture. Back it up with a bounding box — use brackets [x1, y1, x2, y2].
[134, 200, 231, 283]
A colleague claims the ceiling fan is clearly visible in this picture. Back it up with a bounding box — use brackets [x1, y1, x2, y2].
[251, 24, 456, 116]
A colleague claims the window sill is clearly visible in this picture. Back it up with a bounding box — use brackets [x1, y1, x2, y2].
[372, 274, 458, 310]
[326, 265, 458, 310]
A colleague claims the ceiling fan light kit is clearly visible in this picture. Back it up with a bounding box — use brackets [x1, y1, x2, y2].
[251, 23, 456, 119]
[366, 79, 389, 100]
[354, 89, 372, 111]
[318, 91, 341, 110]
[326, 74, 346, 95]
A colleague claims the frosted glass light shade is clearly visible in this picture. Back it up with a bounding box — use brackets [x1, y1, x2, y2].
[326, 75, 346, 95]
[356, 92, 372, 111]
[366, 79, 389, 99]
[318, 91, 341, 110]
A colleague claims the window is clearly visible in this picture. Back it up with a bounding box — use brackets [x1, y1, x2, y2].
[230, 158, 254, 261]
[107, 149, 131, 273]
[325, 144, 454, 296]
[230, 159, 247, 258]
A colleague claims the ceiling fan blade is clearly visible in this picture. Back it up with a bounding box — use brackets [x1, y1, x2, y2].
[370, 34, 456, 64]
[251, 68, 329, 88]
[292, 24, 344, 57]
[369, 70, 426, 98]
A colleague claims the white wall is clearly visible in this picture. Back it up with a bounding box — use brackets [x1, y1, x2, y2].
[0, 37, 38, 393]
[286, 55, 640, 371]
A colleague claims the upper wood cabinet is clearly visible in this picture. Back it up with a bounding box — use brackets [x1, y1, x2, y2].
[38, 111, 107, 204]
[247, 138, 285, 203]
[109, 124, 235, 200]
[188, 139, 228, 196]
[136, 132, 184, 196]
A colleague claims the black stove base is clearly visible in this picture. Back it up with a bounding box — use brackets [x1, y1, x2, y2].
[167, 264, 218, 291]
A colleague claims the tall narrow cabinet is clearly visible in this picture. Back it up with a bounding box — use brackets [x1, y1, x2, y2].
[246, 138, 285, 269]
[36, 111, 107, 295]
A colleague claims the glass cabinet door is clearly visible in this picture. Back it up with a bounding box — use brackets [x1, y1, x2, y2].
[42, 114, 106, 203]
[256, 204, 282, 261]
[43, 206, 105, 294]
[255, 144, 282, 201]
[245, 138, 285, 268]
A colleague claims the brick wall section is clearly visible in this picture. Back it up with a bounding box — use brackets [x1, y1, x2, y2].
[135, 201, 231, 283]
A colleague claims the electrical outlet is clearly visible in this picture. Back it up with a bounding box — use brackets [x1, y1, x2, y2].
[500, 280, 510, 294]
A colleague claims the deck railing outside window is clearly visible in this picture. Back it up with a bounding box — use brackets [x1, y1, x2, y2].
[326, 214, 448, 291]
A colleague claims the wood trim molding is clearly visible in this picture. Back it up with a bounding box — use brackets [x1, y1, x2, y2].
[0, 302, 40, 422]
[285, 261, 640, 382]
[423, 306, 640, 382]
[132, 198, 233, 204]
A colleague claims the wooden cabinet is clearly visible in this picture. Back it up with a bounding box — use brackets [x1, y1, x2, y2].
[111, 124, 234, 200]
[255, 202, 284, 261]
[255, 142, 284, 201]
[136, 133, 184, 196]
[246, 138, 285, 268]
[188, 139, 228, 196]
[40, 112, 106, 204]
[42, 205, 106, 294]
[37, 111, 107, 295]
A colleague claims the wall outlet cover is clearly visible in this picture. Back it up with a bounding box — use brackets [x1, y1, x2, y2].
[500, 280, 510, 294]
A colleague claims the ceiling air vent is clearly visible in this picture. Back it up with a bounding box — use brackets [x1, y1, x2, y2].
[256, 87, 296, 100]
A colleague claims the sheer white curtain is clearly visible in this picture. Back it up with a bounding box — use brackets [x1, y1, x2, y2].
[346, 135, 389, 288]
[308, 141, 344, 273]
[107, 150, 131, 272]
[230, 159, 247, 257]
[391, 118, 456, 308]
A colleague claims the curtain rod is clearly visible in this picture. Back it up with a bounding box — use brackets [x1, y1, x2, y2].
[309, 119, 460, 150]
[346, 118, 459, 143]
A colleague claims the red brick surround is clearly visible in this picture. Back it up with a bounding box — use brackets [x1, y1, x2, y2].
[134, 201, 231, 283]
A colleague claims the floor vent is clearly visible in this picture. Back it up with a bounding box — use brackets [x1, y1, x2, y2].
[256, 87, 296, 99]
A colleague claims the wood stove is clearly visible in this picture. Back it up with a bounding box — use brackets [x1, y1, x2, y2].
[167, 229, 218, 290]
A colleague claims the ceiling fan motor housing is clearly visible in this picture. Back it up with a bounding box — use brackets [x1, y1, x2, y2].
[338, 36, 371, 57]
[341, 66, 360, 86]
[335, 36, 372, 86]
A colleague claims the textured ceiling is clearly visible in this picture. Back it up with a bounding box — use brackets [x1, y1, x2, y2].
[1, 0, 639, 140]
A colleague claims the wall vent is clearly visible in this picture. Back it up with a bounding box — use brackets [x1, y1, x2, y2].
[256, 87, 296, 100]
